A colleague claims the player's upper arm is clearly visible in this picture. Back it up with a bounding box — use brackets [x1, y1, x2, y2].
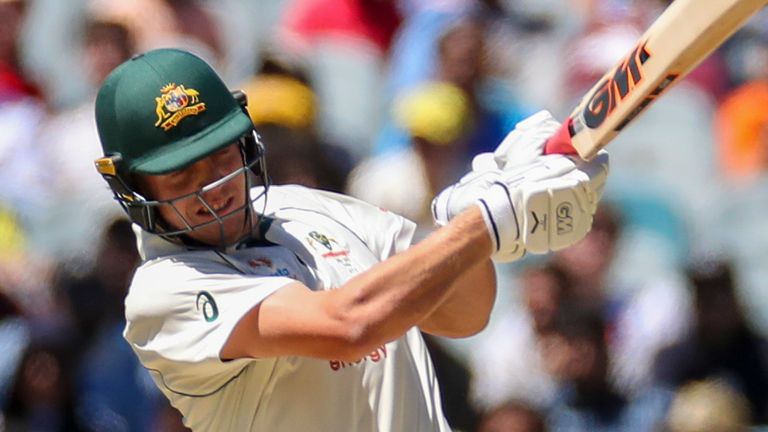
[221, 282, 375, 362]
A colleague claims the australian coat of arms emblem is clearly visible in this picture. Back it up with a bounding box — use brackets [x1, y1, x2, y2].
[155, 83, 206, 131]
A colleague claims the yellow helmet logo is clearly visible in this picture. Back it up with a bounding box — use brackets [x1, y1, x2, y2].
[155, 83, 206, 131]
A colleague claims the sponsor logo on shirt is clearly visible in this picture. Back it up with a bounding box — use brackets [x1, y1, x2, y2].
[329, 345, 388, 371]
[247, 257, 293, 277]
[325, 251, 357, 275]
[306, 231, 358, 275]
[196, 291, 219, 322]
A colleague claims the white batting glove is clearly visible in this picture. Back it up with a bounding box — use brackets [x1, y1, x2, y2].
[431, 168, 525, 261]
[432, 151, 609, 262]
[470, 110, 561, 173]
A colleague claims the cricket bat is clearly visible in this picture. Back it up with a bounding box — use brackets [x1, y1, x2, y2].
[544, 0, 768, 159]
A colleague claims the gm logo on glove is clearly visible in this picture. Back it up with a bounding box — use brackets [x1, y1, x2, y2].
[556, 202, 574, 235]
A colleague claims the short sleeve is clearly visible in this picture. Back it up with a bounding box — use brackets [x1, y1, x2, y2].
[123, 252, 294, 396]
[310, 189, 417, 261]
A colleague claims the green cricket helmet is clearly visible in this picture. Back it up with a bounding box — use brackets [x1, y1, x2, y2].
[94, 48, 268, 245]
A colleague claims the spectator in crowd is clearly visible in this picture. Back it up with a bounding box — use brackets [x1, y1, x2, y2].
[57, 219, 168, 431]
[715, 32, 768, 181]
[552, 204, 692, 395]
[469, 263, 569, 410]
[654, 258, 768, 424]
[241, 55, 352, 192]
[274, 0, 403, 160]
[0, 0, 47, 226]
[32, 19, 133, 263]
[8, 217, 181, 431]
[161, 0, 222, 59]
[347, 81, 472, 235]
[87, 0, 221, 61]
[542, 306, 672, 431]
[0, 290, 28, 412]
[560, 0, 644, 105]
[476, 400, 546, 432]
[551, 206, 622, 307]
[378, 8, 530, 157]
[0, 0, 53, 322]
[0, 202, 25, 261]
[83, 19, 135, 89]
[277, 0, 401, 56]
[0, 0, 37, 101]
[435, 13, 516, 157]
[4, 338, 81, 431]
[665, 379, 751, 432]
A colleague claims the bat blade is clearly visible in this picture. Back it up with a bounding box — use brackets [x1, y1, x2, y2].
[544, 0, 768, 159]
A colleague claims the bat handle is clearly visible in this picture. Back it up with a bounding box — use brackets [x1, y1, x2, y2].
[543, 118, 578, 155]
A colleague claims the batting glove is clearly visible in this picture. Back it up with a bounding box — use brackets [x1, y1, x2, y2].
[471, 110, 561, 173]
[432, 151, 609, 262]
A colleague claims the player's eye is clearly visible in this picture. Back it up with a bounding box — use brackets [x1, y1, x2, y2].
[162, 167, 196, 192]
[211, 143, 242, 165]
[214, 143, 239, 158]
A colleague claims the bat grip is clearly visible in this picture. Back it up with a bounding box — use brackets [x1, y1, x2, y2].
[543, 118, 578, 155]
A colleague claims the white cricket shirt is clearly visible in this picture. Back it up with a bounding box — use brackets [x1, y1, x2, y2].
[123, 185, 452, 431]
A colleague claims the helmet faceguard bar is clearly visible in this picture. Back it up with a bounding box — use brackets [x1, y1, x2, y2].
[132, 146, 265, 237]
[95, 130, 269, 247]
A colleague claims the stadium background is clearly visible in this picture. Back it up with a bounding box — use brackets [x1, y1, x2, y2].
[1, 0, 768, 430]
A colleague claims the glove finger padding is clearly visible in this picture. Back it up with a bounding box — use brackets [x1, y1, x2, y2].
[516, 152, 608, 254]
[471, 152, 497, 173]
[493, 110, 561, 169]
[432, 150, 610, 264]
[431, 184, 456, 226]
[431, 169, 503, 226]
[510, 154, 580, 183]
[577, 150, 610, 213]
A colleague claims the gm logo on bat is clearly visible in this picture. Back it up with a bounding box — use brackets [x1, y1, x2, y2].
[579, 40, 678, 133]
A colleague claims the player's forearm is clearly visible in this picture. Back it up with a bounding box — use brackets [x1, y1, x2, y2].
[327, 206, 493, 352]
[418, 258, 496, 338]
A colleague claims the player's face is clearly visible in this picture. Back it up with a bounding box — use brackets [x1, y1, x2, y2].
[140, 143, 249, 246]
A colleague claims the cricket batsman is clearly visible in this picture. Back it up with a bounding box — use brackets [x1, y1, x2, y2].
[93, 48, 608, 431]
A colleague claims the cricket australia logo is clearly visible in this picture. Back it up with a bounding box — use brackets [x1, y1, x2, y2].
[307, 231, 357, 275]
[155, 83, 206, 131]
[308, 231, 337, 251]
[196, 291, 219, 322]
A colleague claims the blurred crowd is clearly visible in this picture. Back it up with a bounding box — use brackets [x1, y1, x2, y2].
[2, 0, 768, 431]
